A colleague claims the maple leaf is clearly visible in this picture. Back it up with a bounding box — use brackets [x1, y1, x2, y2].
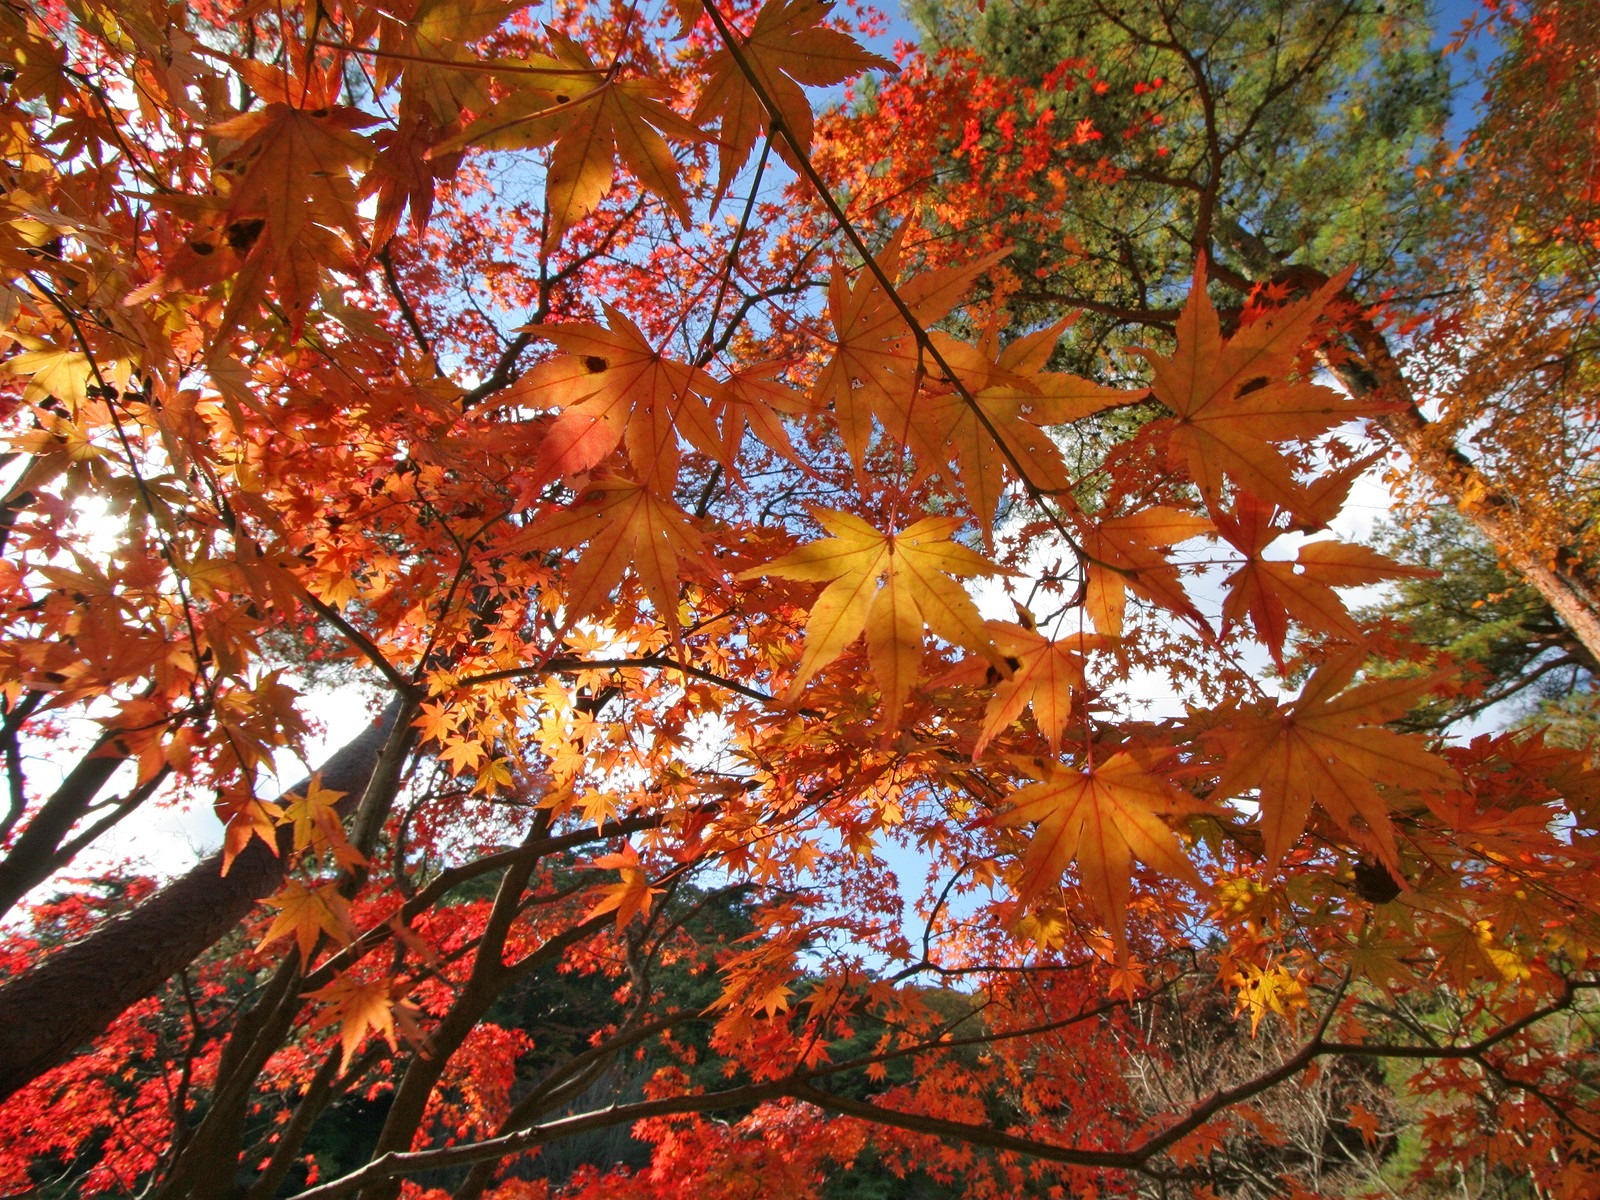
[693, 0, 894, 193]
[1140, 258, 1388, 517]
[810, 238, 1009, 477]
[207, 99, 376, 323]
[896, 317, 1139, 537]
[950, 619, 1105, 758]
[258, 878, 355, 963]
[305, 973, 403, 1073]
[1347, 927, 1417, 995]
[215, 790, 285, 875]
[4, 339, 93, 410]
[1216, 494, 1437, 666]
[585, 844, 662, 928]
[740, 509, 1001, 714]
[438, 735, 487, 775]
[439, 31, 703, 247]
[1213, 653, 1458, 870]
[1229, 961, 1309, 1034]
[1077, 506, 1214, 637]
[281, 775, 345, 854]
[1431, 919, 1530, 986]
[717, 361, 814, 467]
[508, 305, 724, 491]
[373, 0, 513, 126]
[366, 115, 458, 250]
[519, 478, 704, 633]
[995, 752, 1204, 959]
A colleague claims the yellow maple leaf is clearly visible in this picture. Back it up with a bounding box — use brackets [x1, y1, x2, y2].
[258, 877, 354, 963]
[305, 972, 402, 1073]
[4, 340, 93, 410]
[280, 774, 357, 862]
[996, 752, 1204, 960]
[1230, 961, 1309, 1033]
[740, 508, 1001, 714]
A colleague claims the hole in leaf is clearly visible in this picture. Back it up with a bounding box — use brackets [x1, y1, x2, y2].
[225, 218, 265, 251]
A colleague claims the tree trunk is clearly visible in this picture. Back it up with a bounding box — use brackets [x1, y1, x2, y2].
[1372, 402, 1600, 662]
[0, 694, 407, 1102]
[1281, 264, 1600, 665]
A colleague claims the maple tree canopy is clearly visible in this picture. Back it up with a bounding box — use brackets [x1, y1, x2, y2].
[0, 0, 1597, 1196]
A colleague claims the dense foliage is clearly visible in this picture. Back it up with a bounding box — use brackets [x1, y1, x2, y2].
[0, 0, 1597, 1197]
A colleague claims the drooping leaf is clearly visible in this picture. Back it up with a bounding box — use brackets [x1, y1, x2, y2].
[305, 972, 403, 1072]
[1216, 494, 1437, 665]
[519, 478, 704, 633]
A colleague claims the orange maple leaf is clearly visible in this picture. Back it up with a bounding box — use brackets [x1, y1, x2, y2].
[1216, 494, 1437, 666]
[258, 877, 355, 963]
[215, 789, 284, 875]
[305, 972, 405, 1073]
[740, 508, 1001, 714]
[1214, 653, 1458, 870]
[996, 752, 1205, 960]
[520, 478, 704, 633]
[1140, 257, 1387, 516]
[896, 317, 1139, 537]
[693, 0, 894, 193]
[372, 0, 513, 126]
[280, 775, 353, 859]
[585, 844, 662, 929]
[950, 619, 1105, 758]
[1077, 506, 1214, 637]
[717, 361, 815, 468]
[437, 31, 702, 247]
[509, 305, 725, 491]
[810, 238, 1009, 478]
[206, 99, 376, 322]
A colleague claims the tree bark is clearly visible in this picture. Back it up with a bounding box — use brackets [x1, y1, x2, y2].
[0, 735, 128, 921]
[0, 693, 407, 1102]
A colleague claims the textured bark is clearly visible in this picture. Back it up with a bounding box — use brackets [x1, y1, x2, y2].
[0, 737, 127, 921]
[0, 693, 407, 1102]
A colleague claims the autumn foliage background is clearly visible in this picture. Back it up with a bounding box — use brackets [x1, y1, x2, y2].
[0, 0, 1598, 1196]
